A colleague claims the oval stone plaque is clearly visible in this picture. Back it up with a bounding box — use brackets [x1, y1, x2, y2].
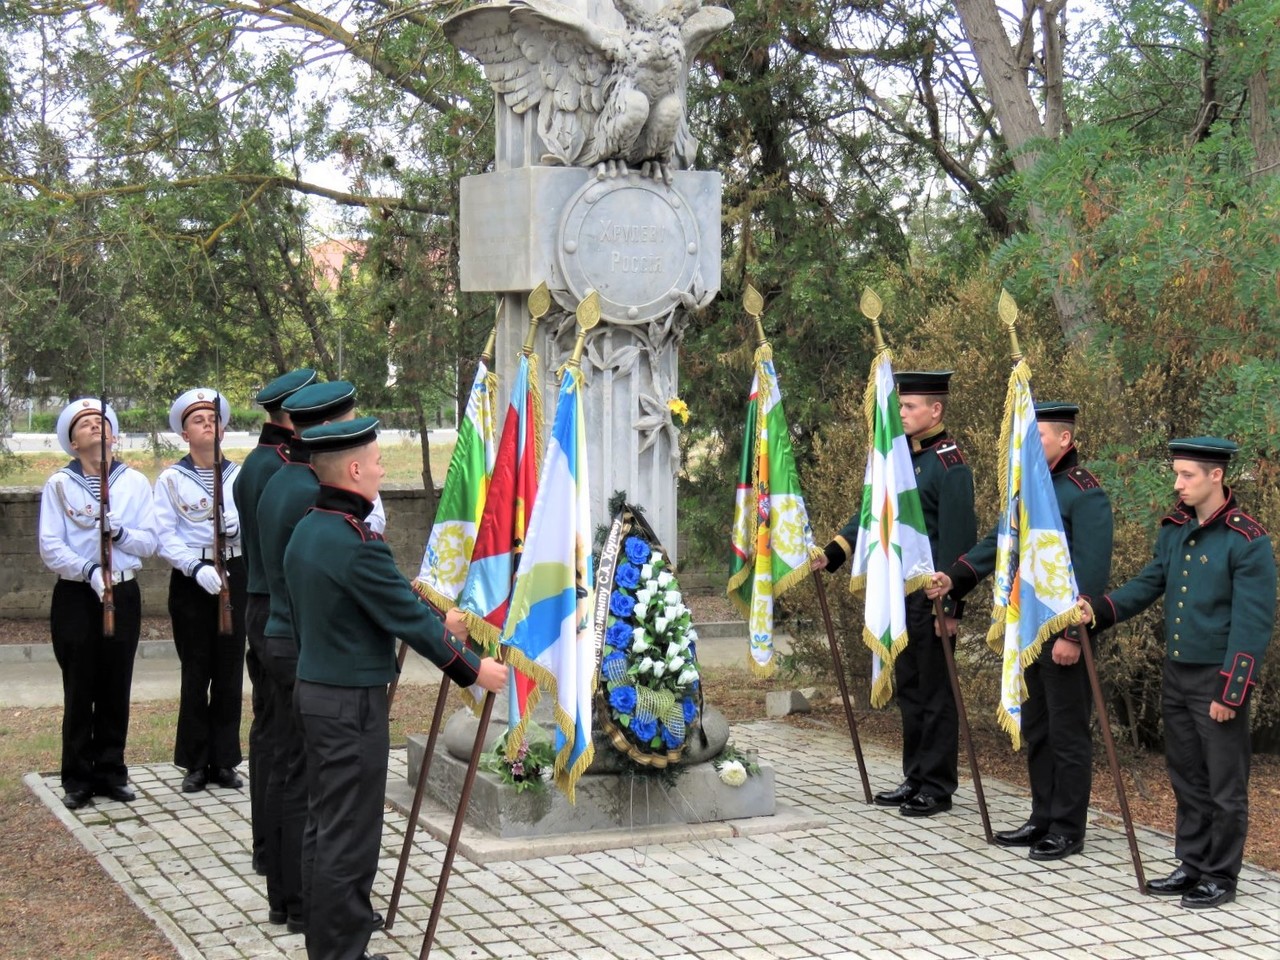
[557, 176, 701, 325]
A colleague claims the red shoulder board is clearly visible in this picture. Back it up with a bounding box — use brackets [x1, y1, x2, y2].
[935, 442, 966, 469]
[344, 515, 384, 542]
[1225, 512, 1267, 541]
[1067, 466, 1100, 491]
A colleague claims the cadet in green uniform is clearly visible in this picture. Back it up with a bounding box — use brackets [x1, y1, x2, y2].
[930, 402, 1113, 859]
[286, 418, 505, 960]
[233, 368, 316, 875]
[1082, 437, 1275, 908]
[257, 380, 358, 932]
[814, 371, 977, 816]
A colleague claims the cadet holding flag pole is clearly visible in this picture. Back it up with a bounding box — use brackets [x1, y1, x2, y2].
[1081, 437, 1275, 907]
[284, 417, 505, 960]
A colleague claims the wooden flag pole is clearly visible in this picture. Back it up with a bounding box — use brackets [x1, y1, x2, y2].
[811, 572, 872, 803]
[1078, 622, 1147, 892]
[418, 688, 496, 960]
[384, 673, 453, 930]
[932, 597, 993, 843]
[387, 641, 411, 711]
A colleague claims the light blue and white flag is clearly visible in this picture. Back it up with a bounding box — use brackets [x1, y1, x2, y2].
[988, 359, 1083, 748]
[501, 367, 597, 801]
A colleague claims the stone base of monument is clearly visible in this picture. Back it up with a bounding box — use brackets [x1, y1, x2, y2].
[387, 706, 824, 864]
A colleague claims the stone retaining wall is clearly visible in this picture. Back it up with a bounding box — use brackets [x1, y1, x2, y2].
[0, 484, 436, 619]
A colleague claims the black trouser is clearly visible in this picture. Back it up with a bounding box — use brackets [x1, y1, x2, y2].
[245, 592, 271, 865]
[1163, 660, 1251, 886]
[169, 557, 247, 772]
[296, 680, 388, 960]
[1022, 644, 1093, 839]
[893, 591, 958, 798]
[263, 638, 307, 921]
[51, 578, 141, 794]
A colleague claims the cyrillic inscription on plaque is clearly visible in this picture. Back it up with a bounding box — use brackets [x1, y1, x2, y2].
[558, 176, 702, 324]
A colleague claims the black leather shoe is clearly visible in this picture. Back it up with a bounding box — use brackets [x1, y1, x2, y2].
[1181, 879, 1236, 909]
[993, 823, 1047, 847]
[1147, 867, 1199, 896]
[900, 793, 952, 817]
[1028, 833, 1084, 861]
[208, 767, 244, 789]
[286, 916, 307, 935]
[181, 769, 208, 793]
[98, 784, 136, 803]
[360, 954, 389, 960]
[63, 788, 94, 810]
[267, 909, 287, 925]
[873, 781, 919, 807]
[369, 912, 384, 930]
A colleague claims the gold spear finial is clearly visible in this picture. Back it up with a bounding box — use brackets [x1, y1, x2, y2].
[860, 288, 886, 352]
[744, 282, 767, 347]
[568, 290, 601, 368]
[480, 323, 498, 365]
[998, 288, 1023, 362]
[524, 281, 551, 355]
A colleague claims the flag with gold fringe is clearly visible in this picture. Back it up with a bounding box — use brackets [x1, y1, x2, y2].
[727, 344, 819, 676]
[454, 354, 543, 714]
[849, 351, 935, 707]
[414, 357, 497, 611]
[988, 359, 1083, 748]
[501, 367, 596, 801]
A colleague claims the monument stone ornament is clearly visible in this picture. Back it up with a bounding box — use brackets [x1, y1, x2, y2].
[446, 0, 733, 560]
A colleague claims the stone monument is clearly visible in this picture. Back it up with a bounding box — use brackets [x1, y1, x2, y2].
[444, 0, 734, 562]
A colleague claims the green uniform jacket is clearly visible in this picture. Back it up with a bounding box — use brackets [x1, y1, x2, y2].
[257, 454, 318, 645]
[823, 425, 977, 617]
[1091, 490, 1276, 708]
[947, 446, 1113, 642]
[285, 484, 481, 688]
[232, 422, 292, 595]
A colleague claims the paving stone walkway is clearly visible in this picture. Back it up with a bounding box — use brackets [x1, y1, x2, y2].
[29, 720, 1279, 960]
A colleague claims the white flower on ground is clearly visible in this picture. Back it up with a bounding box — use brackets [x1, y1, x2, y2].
[718, 760, 748, 787]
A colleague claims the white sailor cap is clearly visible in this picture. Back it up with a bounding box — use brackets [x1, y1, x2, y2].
[169, 388, 231, 436]
[56, 398, 120, 457]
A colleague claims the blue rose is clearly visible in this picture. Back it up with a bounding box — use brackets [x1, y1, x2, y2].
[605, 621, 632, 650]
[615, 561, 640, 589]
[682, 698, 697, 724]
[661, 723, 684, 749]
[610, 591, 636, 618]
[631, 715, 657, 742]
[624, 536, 652, 565]
[602, 652, 628, 679]
[609, 685, 637, 714]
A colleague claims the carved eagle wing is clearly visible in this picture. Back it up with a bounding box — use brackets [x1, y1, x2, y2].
[669, 2, 734, 168]
[444, 0, 620, 166]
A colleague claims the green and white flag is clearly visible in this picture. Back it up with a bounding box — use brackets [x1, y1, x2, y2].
[728, 344, 819, 676]
[850, 351, 935, 707]
[414, 357, 498, 612]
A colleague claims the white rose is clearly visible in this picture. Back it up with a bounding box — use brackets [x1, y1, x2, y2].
[667, 590, 682, 607]
[637, 657, 655, 674]
[632, 634, 651, 653]
[677, 666, 699, 686]
[646, 579, 659, 592]
[652, 661, 666, 677]
[664, 604, 680, 623]
[718, 760, 748, 787]
[666, 641, 682, 659]
[666, 656, 685, 675]
[654, 616, 668, 634]
[641, 563, 653, 579]
[657, 571, 673, 588]
[686, 627, 699, 643]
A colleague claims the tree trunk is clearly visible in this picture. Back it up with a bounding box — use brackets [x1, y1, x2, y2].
[953, 0, 1099, 347]
[409, 391, 438, 522]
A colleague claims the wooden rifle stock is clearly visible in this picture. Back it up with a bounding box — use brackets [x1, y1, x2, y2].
[212, 394, 233, 638]
[99, 398, 115, 638]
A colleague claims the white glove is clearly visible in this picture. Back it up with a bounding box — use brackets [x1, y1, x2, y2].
[194, 565, 224, 595]
[103, 508, 124, 536]
[89, 567, 106, 601]
[218, 516, 239, 539]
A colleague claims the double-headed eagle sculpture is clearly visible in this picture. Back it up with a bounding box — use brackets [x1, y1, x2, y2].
[444, 0, 734, 182]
